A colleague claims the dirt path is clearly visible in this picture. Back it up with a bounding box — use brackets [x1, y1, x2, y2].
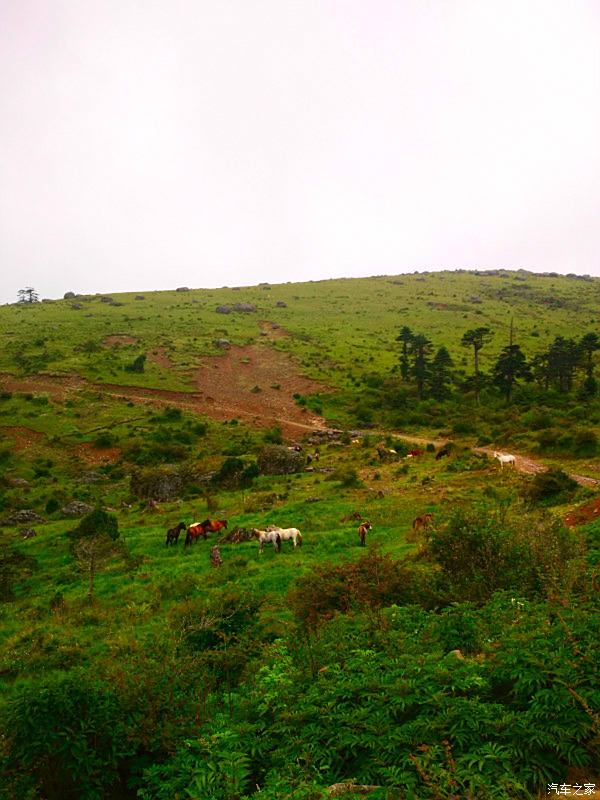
[388, 432, 599, 488]
[0, 336, 329, 438]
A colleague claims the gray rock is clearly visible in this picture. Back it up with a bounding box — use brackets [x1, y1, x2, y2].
[63, 291, 76, 299]
[135, 295, 145, 300]
[276, 301, 287, 308]
[257, 445, 305, 475]
[61, 501, 94, 517]
[7, 477, 29, 488]
[213, 339, 231, 349]
[176, 286, 190, 292]
[233, 302, 256, 313]
[20, 528, 37, 539]
[1, 509, 46, 525]
[216, 305, 231, 314]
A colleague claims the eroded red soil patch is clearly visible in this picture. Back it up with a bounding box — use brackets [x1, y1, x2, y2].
[1, 426, 46, 452]
[0, 338, 329, 438]
[564, 497, 600, 527]
[194, 342, 327, 435]
[147, 347, 174, 369]
[71, 443, 123, 465]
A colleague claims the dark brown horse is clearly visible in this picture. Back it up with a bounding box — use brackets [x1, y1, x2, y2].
[185, 521, 209, 547]
[166, 521, 186, 546]
[358, 521, 372, 546]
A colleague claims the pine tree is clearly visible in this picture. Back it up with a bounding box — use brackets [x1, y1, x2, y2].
[493, 344, 531, 402]
[395, 326, 414, 381]
[429, 346, 454, 400]
[409, 334, 432, 399]
[17, 287, 39, 304]
[461, 327, 492, 403]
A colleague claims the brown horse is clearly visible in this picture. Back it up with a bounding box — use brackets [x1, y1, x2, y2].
[412, 513, 433, 532]
[200, 519, 228, 534]
[185, 521, 209, 547]
[166, 521, 186, 546]
[358, 521, 372, 546]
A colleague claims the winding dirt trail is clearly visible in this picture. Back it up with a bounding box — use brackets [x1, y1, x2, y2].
[0, 335, 329, 438]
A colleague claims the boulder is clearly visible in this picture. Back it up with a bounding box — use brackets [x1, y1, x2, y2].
[176, 286, 190, 292]
[135, 295, 145, 300]
[233, 302, 256, 313]
[20, 528, 37, 539]
[257, 445, 305, 475]
[0, 509, 46, 525]
[216, 305, 231, 314]
[62, 501, 94, 518]
[63, 291, 76, 299]
[213, 339, 231, 350]
[276, 301, 287, 308]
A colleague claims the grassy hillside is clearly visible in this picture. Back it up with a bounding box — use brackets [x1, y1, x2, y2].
[1, 270, 599, 799]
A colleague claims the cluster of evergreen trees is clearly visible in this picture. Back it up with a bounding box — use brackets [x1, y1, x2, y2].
[396, 326, 599, 403]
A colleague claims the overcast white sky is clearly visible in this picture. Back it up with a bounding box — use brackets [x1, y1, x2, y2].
[1, 0, 599, 303]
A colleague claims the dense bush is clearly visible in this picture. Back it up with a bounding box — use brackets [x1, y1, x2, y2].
[526, 469, 578, 505]
[422, 506, 585, 602]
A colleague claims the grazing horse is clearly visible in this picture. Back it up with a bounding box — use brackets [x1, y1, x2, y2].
[185, 521, 209, 547]
[412, 513, 433, 532]
[266, 526, 302, 547]
[200, 519, 228, 534]
[493, 451, 516, 468]
[252, 528, 282, 553]
[407, 449, 424, 458]
[166, 521, 186, 546]
[358, 521, 372, 546]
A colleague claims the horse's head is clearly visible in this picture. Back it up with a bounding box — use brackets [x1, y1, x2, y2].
[251, 528, 260, 538]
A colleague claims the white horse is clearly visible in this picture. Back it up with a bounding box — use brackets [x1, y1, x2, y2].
[493, 451, 516, 468]
[266, 526, 302, 547]
[252, 528, 281, 553]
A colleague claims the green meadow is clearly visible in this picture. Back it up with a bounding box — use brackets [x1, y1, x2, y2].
[1, 270, 599, 799]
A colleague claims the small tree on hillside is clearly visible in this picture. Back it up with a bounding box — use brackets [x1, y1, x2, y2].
[17, 287, 39, 304]
[70, 509, 121, 603]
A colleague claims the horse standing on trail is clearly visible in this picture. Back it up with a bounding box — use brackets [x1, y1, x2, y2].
[358, 521, 372, 546]
[493, 452, 516, 468]
[165, 521, 186, 546]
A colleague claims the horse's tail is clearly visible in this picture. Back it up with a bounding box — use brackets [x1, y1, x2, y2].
[297, 531, 302, 546]
[275, 533, 281, 552]
[412, 517, 418, 530]
[184, 531, 190, 548]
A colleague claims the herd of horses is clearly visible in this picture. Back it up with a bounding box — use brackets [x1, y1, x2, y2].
[163, 449, 517, 554]
[165, 515, 437, 553]
[165, 518, 303, 552]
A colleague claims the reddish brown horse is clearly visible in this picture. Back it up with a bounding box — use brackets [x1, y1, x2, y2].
[358, 521, 372, 546]
[185, 521, 209, 547]
[200, 519, 228, 534]
[412, 513, 433, 532]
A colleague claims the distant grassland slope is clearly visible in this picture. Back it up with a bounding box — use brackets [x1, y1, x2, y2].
[1, 269, 598, 393]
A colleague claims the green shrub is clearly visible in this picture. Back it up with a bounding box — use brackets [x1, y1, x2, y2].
[526, 469, 578, 505]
